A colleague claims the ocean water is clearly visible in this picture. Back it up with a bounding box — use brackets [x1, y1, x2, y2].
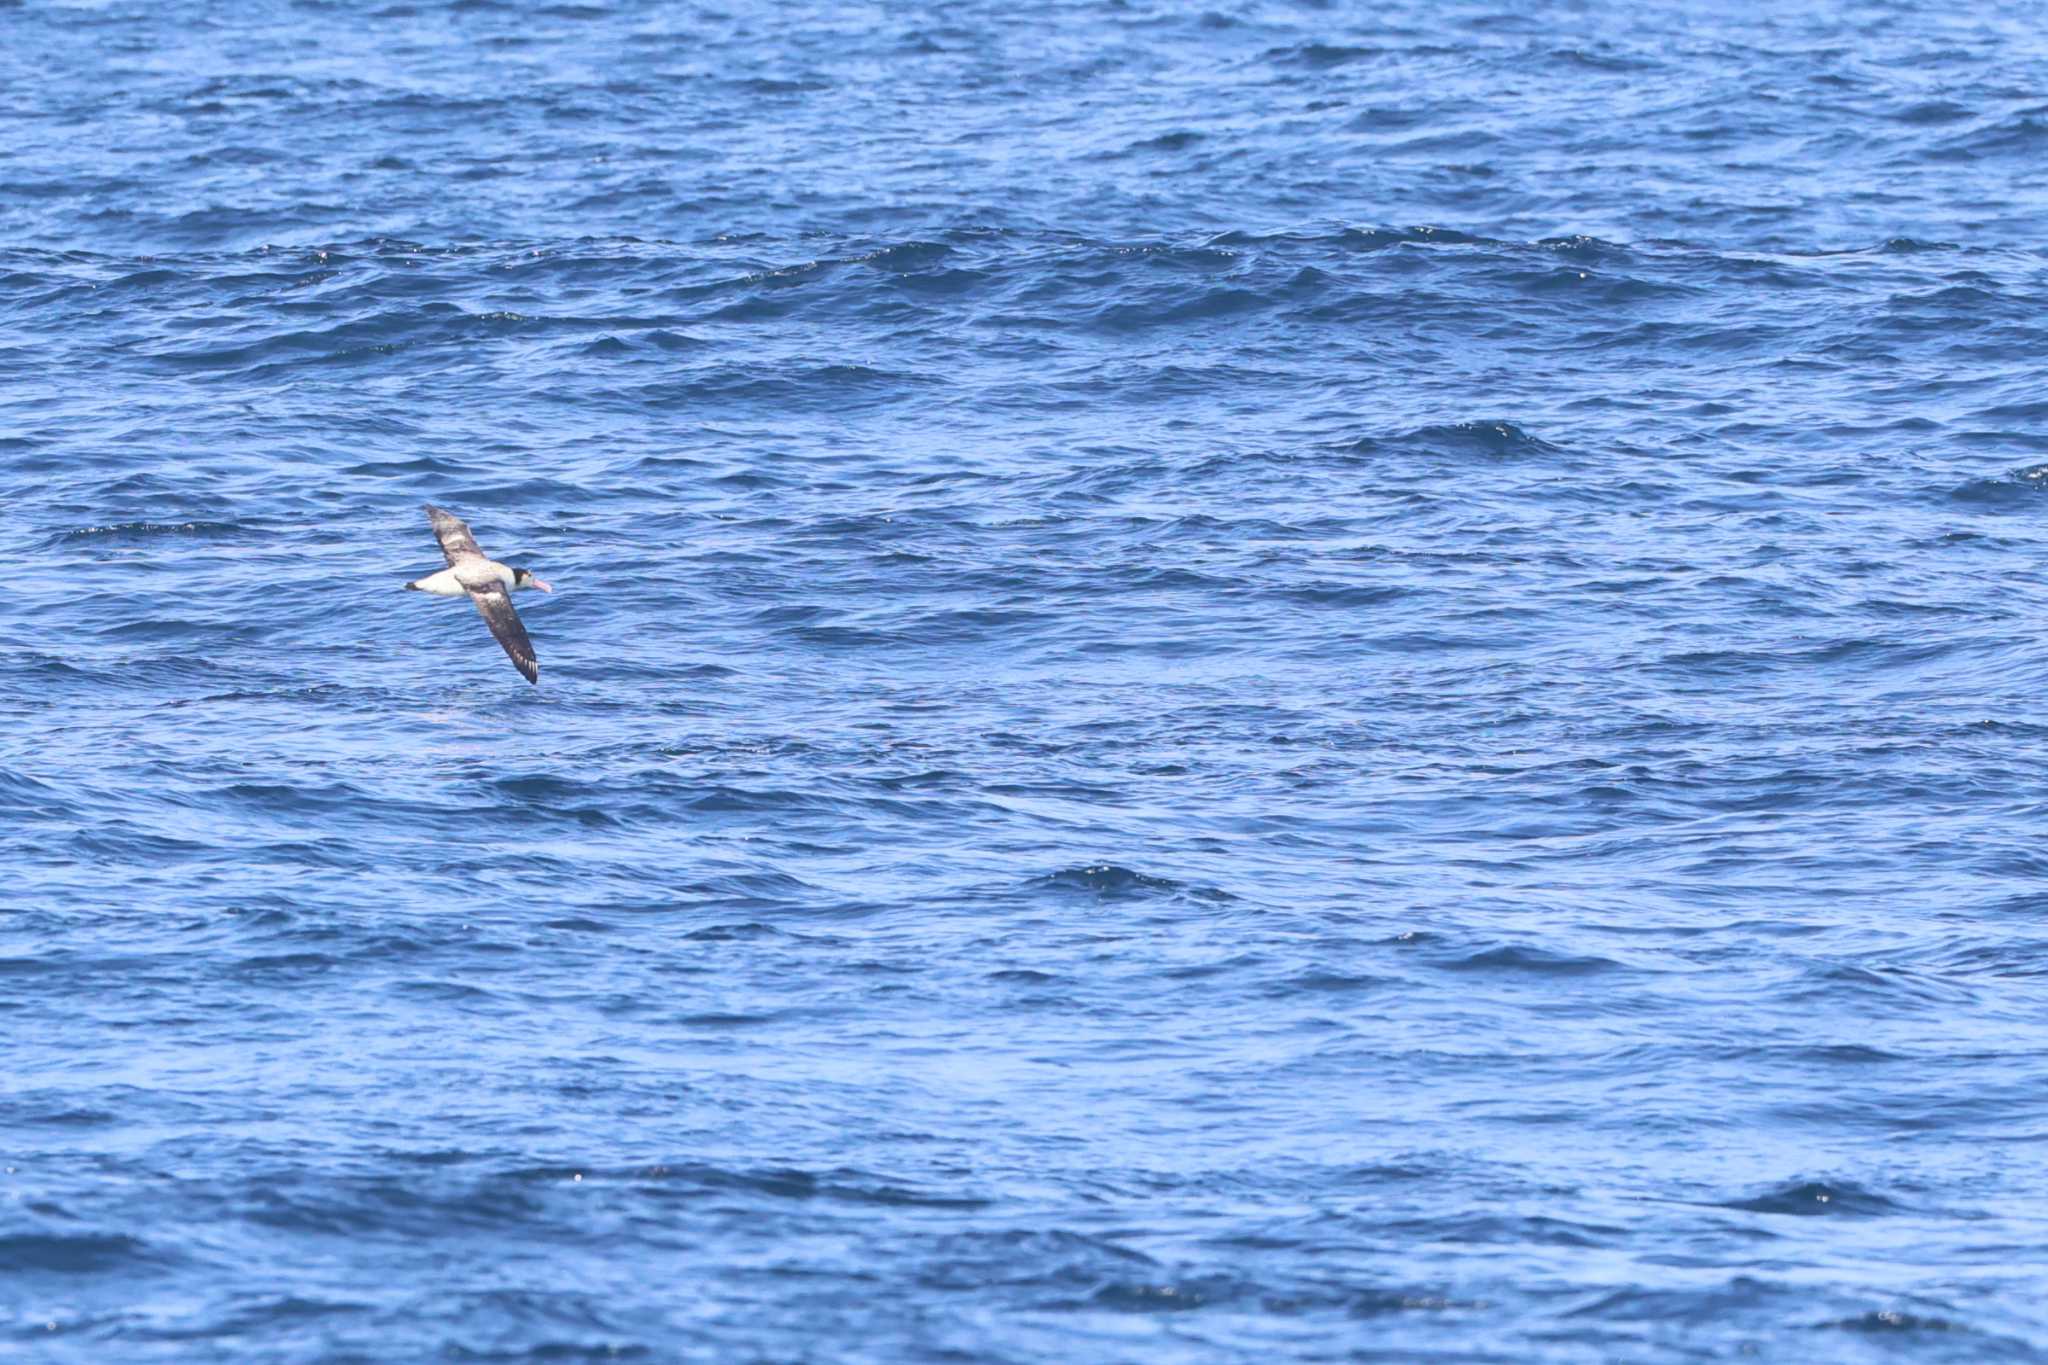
[6, 0, 2048, 1359]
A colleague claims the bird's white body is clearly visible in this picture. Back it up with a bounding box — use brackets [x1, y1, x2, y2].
[409, 561, 516, 596]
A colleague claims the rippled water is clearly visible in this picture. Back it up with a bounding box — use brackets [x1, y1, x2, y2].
[7, 1, 2048, 1360]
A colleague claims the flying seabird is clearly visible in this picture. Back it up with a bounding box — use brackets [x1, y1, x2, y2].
[404, 504, 553, 684]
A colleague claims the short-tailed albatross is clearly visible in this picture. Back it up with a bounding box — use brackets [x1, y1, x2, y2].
[404, 504, 553, 684]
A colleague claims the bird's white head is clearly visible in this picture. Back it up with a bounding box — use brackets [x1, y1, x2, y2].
[512, 566, 553, 593]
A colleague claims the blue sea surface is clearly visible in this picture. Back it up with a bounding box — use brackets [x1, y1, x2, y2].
[6, 1, 2048, 1359]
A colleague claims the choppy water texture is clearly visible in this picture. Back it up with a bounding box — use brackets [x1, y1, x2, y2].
[6, 1, 2048, 1359]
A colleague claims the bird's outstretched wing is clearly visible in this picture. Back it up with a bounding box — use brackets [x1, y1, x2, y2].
[426, 503, 486, 566]
[468, 580, 539, 684]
